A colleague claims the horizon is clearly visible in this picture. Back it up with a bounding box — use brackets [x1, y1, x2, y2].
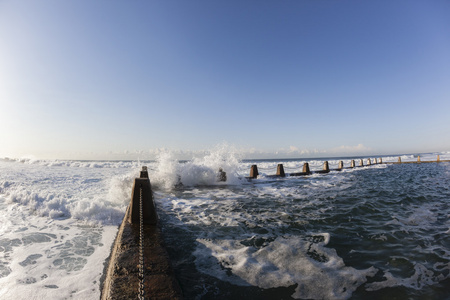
[1, 1, 450, 160]
[1, 145, 449, 161]
[1, 149, 447, 163]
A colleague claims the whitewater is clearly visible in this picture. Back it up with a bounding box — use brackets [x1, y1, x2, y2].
[0, 151, 449, 299]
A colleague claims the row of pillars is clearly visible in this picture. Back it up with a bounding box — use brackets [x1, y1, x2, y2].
[396, 155, 443, 164]
[248, 158, 383, 179]
[126, 155, 446, 220]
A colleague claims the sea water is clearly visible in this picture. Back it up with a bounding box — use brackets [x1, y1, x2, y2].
[0, 151, 449, 299]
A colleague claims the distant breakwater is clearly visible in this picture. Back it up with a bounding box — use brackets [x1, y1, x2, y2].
[245, 155, 448, 179]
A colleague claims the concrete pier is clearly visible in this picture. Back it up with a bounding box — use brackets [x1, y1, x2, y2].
[102, 167, 182, 300]
[290, 162, 311, 176]
[249, 165, 259, 179]
[249, 156, 448, 179]
[276, 164, 286, 177]
[140, 166, 149, 179]
[385, 155, 449, 165]
[315, 161, 330, 174]
[217, 168, 227, 182]
[128, 175, 157, 225]
[303, 163, 311, 174]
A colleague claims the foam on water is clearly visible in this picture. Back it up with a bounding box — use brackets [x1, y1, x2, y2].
[0, 159, 135, 299]
[1, 157, 139, 169]
[150, 146, 243, 190]
[195, 235, 377, 299]
[1, 150, 449, 299]
[0, 197, 118, 299]
[0, 162, 135, 224]
[156, 155, 450, 299]
[365, 263, 447, 291]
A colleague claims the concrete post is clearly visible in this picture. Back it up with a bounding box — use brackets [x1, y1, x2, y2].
[359, 159, 364, 166]
[367, 158, 371, 166]
[217, 168, 227, 182]
[303, 163, 311, 174]
[276, 164, 285, 177]
[250, 165, 259, 179]
[351, 160, 355, 168]
[140, 166, 149, 179]
[398, 157, 401, 163]
[437, 155, 440, 162]
[338, 161, 344, 170]
[417, 156, 421, 162]
[127, 168, 157, 225]
[323, 161, 330, 172]
[379, 158, 383, 164]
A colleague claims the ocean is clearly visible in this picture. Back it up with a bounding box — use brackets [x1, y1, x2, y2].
[0, 151, 449, 299]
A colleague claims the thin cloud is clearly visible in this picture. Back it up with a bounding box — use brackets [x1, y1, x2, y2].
[328, 144, 372, 154]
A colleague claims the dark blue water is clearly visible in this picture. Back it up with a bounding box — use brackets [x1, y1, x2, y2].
[156, 161, 450, 299]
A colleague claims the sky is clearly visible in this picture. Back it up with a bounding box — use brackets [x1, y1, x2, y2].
[1, 0, 450, 160]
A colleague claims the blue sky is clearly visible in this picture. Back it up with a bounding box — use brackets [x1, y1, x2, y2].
[1, 0, 449, 160]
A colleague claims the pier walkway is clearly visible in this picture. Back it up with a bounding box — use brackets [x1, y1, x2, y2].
[101, 167, 182, 300]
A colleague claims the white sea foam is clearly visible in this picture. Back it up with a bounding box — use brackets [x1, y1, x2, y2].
[0, 202, 117, 300]
[1, 150, 449, 299]
[195, 235, 377, 299]
[0, 157, 140, 169]
[0, 161, 134, 225]
[0, 159, 133, 299]
[150, 145, 242, 189]
[365, 263, 449, 291]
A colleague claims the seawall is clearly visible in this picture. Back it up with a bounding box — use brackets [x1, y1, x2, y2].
[101, 169, 182, 300]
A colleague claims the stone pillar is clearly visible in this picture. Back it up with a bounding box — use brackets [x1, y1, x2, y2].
[250, 165, 259, 179]
[303, 163, 311, 174]
[367, 158, 371, 166]
[417, 156, 421, 162]
[351, 160, 355, 168]
[276, 164, 285, 177]
[127, 172, 157, 225]
[398, 157, 401, 163]
[437, 155, 440, 162]
[323, 161, 330, 172]
[359, 159, 364, 166]
[338, 161, 344, 170]
[140, 166, 149, 178]
[217, 168, 227, 182]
